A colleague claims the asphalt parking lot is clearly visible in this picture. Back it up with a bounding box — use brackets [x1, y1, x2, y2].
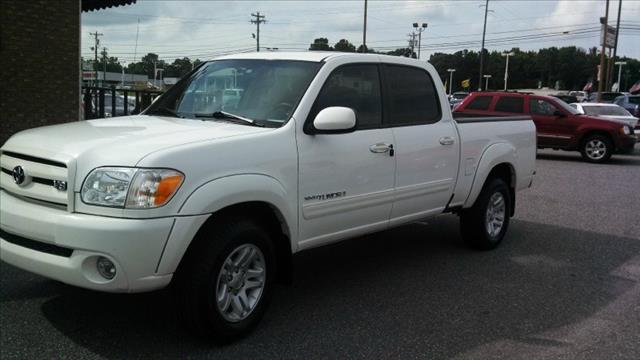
[1, 146, 639, 360]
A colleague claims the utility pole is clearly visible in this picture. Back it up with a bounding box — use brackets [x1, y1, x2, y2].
[90, 31, 103, 87]
[413, 23, 428, 59]
[407, 32, 417, 58]
[362, 0, 368, 52]
[478, 0, 489, 91]
[447, 68, 456, 95]
[502, 51, 514, 91]
[608, 0, 623, 91]
[153, 59, 157, 88]
[101, 47, 108, 87]
[597, 0, 610, 102]
[251, 12, 266, 52]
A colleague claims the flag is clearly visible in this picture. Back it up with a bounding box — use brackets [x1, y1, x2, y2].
[461, 79, 470, 89]
[630, 80, 640, 94]
[583, 81, 593, 92]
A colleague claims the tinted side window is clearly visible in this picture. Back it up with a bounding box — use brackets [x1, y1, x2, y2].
[529, 99, 558, 115]
[312, 64, 382, 129]
[384, 65, 441, 125]
[494, 96, 524, 113]
[466, 96, 493, 110]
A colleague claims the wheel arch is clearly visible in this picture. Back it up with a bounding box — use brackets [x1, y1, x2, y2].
[161, 174, 297, 284]
[577, 129, 615, 150]
[464, 143, 518, 216]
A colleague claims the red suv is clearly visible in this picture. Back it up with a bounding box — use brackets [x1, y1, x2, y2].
[454, 92, 637, 162]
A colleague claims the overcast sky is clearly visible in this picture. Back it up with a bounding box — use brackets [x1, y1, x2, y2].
[81, 0, 640, 64]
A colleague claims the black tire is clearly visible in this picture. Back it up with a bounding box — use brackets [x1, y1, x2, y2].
[174, 217, 275, 344]
[580, 134, 613, 163]
[460, 177, 511, 250]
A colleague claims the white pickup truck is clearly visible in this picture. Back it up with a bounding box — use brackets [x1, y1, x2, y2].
[0, 52, 535, 342]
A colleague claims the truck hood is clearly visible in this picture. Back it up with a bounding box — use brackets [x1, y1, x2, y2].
[1, 115, 272, 172]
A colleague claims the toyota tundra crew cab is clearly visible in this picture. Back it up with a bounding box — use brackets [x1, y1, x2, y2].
[0, 52, 536, 342]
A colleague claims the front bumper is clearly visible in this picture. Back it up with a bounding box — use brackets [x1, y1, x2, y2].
[0, 189, 175, 292]
[618, 135, 638, 152]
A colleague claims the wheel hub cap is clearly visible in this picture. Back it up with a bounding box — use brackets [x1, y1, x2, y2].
[215, 244, 266, 322]
[485, 192, 506, 238]
[585, 140, 606, 160]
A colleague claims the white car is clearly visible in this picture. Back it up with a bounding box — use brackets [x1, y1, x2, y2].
[0, 52, 536, 342]
[571, 102, 639, 129]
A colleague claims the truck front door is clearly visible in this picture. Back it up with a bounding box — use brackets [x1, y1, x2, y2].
[297, 63, 395, 249]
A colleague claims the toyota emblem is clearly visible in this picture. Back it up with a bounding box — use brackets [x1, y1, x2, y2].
[12, 166, 26, 186]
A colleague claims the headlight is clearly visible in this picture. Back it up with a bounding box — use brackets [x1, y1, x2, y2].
[621, 126, 630, 135]
[81, 167, 184, 208]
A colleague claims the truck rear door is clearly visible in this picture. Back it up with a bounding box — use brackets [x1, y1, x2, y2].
[382, 64, 459, 226]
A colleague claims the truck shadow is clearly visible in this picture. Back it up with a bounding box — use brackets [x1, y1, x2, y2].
[28, 216, 640, 359]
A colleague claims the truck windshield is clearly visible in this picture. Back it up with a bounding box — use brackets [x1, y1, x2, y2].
[146, 59, 322, 127]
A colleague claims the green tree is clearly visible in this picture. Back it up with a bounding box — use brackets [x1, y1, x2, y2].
[309, 38, 332, 51]
[333, 39, 356, 52]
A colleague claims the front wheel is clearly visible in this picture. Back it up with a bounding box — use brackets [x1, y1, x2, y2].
[580, 135, 612, 163]
[460, 178, 511, 250]
[174, 217, 275, 344]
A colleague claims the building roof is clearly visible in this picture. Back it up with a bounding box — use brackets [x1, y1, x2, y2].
[82, 0, 136, 12]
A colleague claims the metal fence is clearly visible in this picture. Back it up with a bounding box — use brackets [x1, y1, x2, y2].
[82, 87, 164, 120]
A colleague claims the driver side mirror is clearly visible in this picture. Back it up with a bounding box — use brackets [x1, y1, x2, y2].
[307, 106, 357, 134]
[553, 110, 566, 117]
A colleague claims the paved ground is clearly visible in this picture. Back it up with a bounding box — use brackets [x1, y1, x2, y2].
[1, 146, 639, 360]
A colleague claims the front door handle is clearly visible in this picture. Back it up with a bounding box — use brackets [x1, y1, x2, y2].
[439, 137, 455, 146]
[370, 143, 392, 153]
[370, 143, 394, 156]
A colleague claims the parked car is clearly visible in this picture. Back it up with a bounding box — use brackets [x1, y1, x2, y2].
[0, 52, 537, 342]
[551, 94, 578, 104]
[568, 90, 588, 102]
[613, 94, 640, 118]
[103, 93, 136, 117]
[454, 91, 637, 162]
[586, 92, 623, 103]
[570, 102, 639, 130]
[448, 91, 469, 109]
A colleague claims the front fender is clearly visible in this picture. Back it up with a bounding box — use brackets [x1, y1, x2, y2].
[155, 174, 298, 275]
[463, 142, 517, 208]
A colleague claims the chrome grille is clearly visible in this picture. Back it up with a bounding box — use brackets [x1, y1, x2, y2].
[0, 152, 69, 209]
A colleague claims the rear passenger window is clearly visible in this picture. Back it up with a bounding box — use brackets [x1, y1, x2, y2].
[466, 96, 493, 110]
[312, 64, 382, 129]
[384, 65, 441, 126]
[494, 96, 524, 113]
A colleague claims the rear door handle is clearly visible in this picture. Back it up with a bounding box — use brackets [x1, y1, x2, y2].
[370, 143, 394, 156]
[439, 137, 455, 146]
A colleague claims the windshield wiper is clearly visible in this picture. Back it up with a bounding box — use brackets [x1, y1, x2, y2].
[194, 111, 263, 127]
[149, 107, 182, 118]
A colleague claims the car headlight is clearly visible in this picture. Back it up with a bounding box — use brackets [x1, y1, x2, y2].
[81, 167, 184, 208]
[621, 126, 630, 135]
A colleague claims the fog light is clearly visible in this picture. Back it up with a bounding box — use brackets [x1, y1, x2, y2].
[96, 256, 116, 280]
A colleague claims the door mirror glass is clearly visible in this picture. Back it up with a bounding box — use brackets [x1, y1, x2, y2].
[312, 107, 357, 134]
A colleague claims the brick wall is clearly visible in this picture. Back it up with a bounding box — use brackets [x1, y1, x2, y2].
[0, 0, 80, 146]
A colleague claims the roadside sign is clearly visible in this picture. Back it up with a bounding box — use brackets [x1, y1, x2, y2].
[600, 25, 616, 48]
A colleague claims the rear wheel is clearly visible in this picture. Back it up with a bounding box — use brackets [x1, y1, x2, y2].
[580, 135, 612, 163]
[460, 178, 511, 250]
[174, 217, 275, 344]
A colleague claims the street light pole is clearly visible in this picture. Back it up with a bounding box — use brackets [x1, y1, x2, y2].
[502, 51, 514, 91]
[413, 23, 428, 59]
[478, 0, 490, 91]
[447, 68, 456, 95]
[615, 61, 627, 91]
[484, 74, 492, 90]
